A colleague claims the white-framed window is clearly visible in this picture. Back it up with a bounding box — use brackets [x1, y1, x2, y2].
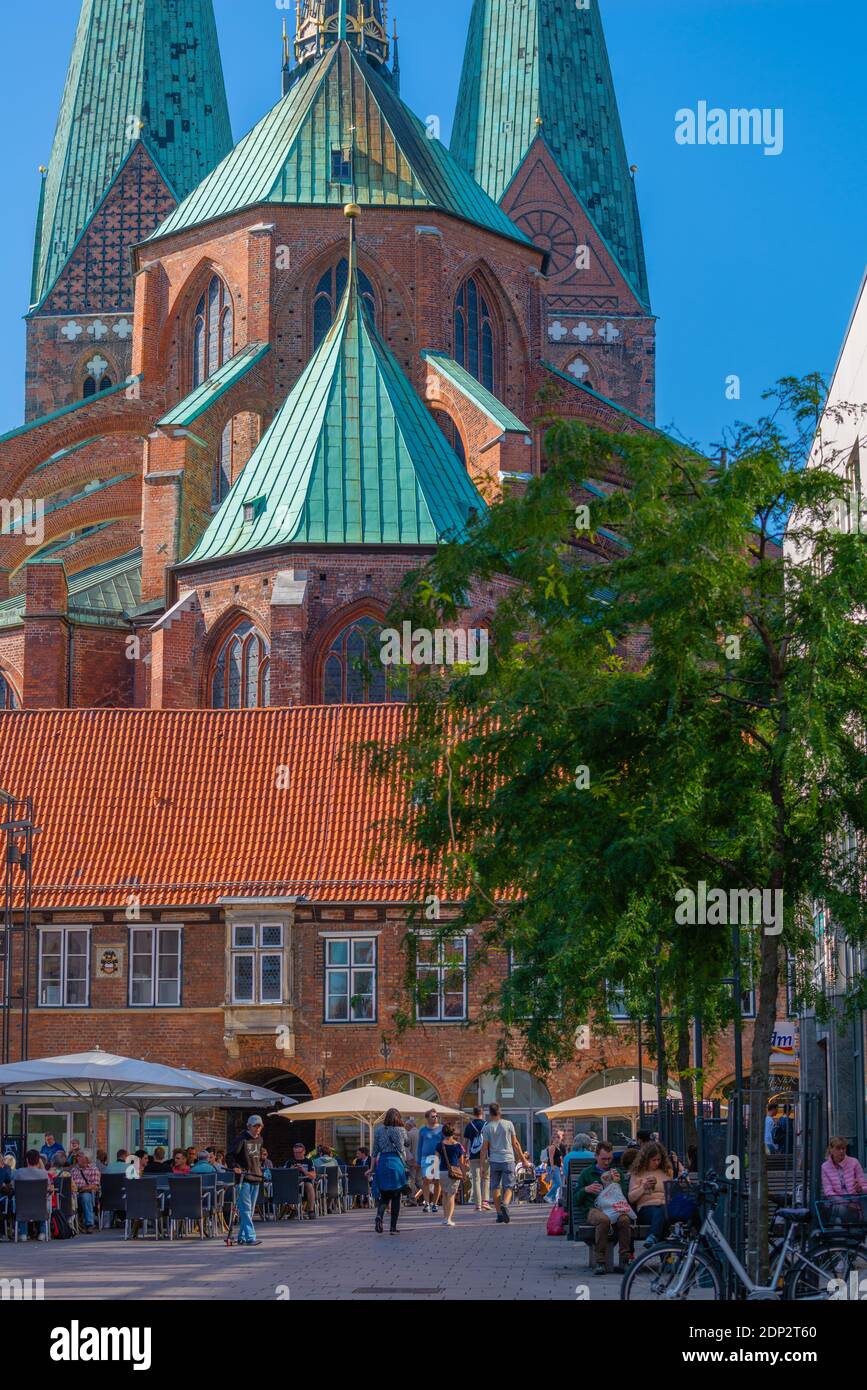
[606, 982, 630, 1020]
[38, 928, 90, 1008]
[231, 922, 284, 1004]
[129, 927, 182, 1007]
[416, 934, 467, 1021]
[324, 936, 376, 1022]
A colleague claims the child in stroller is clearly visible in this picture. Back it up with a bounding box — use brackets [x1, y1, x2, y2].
[514, 1160, 538, 1204]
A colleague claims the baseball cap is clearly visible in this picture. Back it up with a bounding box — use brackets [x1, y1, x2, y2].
[247, 1115, 264, 1128]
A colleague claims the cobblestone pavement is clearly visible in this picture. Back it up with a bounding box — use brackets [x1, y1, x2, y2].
[0, 1203, 629, 1302]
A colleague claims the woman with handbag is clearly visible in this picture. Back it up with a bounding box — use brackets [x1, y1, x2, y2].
[434, 1124, 468, 1227]
[371, 1109, 408, 1235]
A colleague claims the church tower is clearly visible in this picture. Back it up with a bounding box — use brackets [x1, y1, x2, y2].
[25, 0, 233, 419]
[451, 0, 655, 419]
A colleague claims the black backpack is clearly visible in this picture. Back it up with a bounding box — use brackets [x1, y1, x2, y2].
[50, 1210, 75, 1240]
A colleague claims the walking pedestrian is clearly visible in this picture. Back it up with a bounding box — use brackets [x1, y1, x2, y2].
[480, 1103, 528, 1225]
[403, 1117, 421, 1204]
[228, 1115, 265, 1247]
[371, 1109, 408, 1235]
[464, 1106, 490, 1210]
[435, 1124, 467, 1227]
[545, 1129, 567, 1204]
[416, 1108, 443, 1213]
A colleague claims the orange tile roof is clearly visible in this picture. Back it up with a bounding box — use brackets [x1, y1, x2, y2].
[0, 707, 425, 909]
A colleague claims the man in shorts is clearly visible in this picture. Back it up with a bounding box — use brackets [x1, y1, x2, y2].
[480, 1102, 529, 1225]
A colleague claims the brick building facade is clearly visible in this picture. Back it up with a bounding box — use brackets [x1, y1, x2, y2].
[0, 1, 794, 1154]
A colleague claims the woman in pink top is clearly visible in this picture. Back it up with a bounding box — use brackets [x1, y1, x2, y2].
[821, 1136, 867, 1211]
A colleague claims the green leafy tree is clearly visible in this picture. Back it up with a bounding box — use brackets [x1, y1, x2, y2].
[374, 377, 867, 1276]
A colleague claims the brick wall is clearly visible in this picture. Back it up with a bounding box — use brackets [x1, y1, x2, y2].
[5, 901, 781, 1153]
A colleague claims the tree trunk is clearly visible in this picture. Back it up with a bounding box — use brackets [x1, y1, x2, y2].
[676, 1015, 698, 1159]
[747, 921, 781, 1282]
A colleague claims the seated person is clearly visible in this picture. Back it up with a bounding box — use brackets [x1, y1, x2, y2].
[627, 1141, 673, 1245]
[260, 1147, 273, 1180]
[285, 1142, 317, 1218]
[70, 1152, 101, 1232]
[171, 1149, 191, 1174]
[571, 1141, 633, 1276]
[821, 1137, 867, 1223]
[12, 1150, 54, 1241]
[563, 1133, 596, 1183]
[103, 1149, 129, 1174]
[39, 1133, 65, 1165]
[620, 1145, 640, 1175]
[144, 1146, 173, 1175]
[47, 1149, 68, 1173]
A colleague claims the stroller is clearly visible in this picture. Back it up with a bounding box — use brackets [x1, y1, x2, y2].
[514, 1161, 538, 1204]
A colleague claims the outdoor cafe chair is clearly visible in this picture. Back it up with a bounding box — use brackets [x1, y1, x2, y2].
[345, 1167, 370, 1206]
[167, 1176, 207, 1240]
[123, 1179, 161, 1240]
[197, 1171, 225, 1234]
[98, 1173, 126, 1230]
[269, 1167, 305, 1220]
[12, 1178, 51, 1241]
[319, 1165, 344, 1214]
[58, 1174, 79, 1236]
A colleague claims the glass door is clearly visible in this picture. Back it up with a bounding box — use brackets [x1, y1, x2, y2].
[503, 1110, 530, 1156]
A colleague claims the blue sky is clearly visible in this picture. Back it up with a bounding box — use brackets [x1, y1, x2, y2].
[0, 0, 864, 451]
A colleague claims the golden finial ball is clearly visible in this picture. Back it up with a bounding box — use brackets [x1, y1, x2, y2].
[344, 202, 361, 219]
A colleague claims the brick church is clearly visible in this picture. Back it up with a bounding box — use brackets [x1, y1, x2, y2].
[0, 0, 768, 1159]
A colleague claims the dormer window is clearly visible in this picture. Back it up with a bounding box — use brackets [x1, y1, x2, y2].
[242, 496, 266, 525]
[330, 147, 353, 183]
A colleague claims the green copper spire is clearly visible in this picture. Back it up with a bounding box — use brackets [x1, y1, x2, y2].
[31, 0, 233, 309]
[451, 0, 649, 306]
[183, 226, 485, 563]
[152, 42, 528, 250]
[338, 0, 348, 40]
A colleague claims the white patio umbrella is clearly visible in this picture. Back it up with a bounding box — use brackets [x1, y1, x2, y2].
[0, 1047, 292, 1152]
[539, 1080, 682, 1121]
[275, 1083, 462, 1148]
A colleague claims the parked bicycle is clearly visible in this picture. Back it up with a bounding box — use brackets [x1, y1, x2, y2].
[621, 1172, 867, 1301]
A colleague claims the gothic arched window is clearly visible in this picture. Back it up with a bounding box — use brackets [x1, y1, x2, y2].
[211, 620, 270, 709]
[82, 373, 113, 399]
[454, 275, 496, 393]
[313, 258, 377, 348]
[193, 275, 234, 388]
[322, 615, 406, 705]
[0, 671, 20, 709]
[213, 420, 233, 508]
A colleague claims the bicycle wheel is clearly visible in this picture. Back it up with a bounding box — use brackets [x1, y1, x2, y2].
[621, 1241, 722, 1301]
[785, 1238, 867, 1301]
